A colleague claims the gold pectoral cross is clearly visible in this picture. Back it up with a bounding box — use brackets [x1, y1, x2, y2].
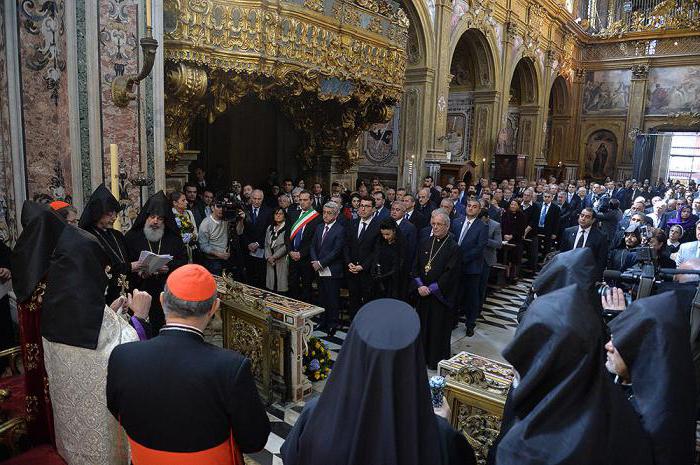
[117, 273, 129, 298]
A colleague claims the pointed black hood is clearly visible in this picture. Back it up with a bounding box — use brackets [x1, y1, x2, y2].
[42, 225, 110, 349]
[496, 284, 653, 465]
[128, 191, 179, 235]
[282, 298, 443, 465]
[11, 201, 67, 302]
[532, 248, 598, 296]
[608, 292, 695, 465]
[78, 184, 122, 229]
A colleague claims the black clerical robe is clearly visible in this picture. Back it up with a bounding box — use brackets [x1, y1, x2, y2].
[88, 226, 132, 304]
[412, 235, 461, 369]
[125, 229, 187, 331]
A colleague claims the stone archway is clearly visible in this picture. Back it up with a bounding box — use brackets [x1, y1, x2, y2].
[506, 57, 539, 169]
[446, 28, 498, 177]
[544, 76, 572, 165]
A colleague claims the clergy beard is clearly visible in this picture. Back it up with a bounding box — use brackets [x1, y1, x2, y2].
[144, 224, 165, 243]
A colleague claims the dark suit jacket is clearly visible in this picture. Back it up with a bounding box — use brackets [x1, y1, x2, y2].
[243, 205, 273, 249]
[310, 221, 345, 277]
[560, 225, 609, 275]
[192, 200, 208, 228]
[311, 194, 328, 212]
[407, 209, 428, 231]
[288, 209, 321, 261]
[415, 202, 435, 220]
[107, 329, 270, 455]
[521, 203, 541, 232]
[344, 217, 381, 270]
[374, 207, 390, 221]
[536, 202, 561, 237]
[451, 217, 488, 275]
[398, 219, 418, 268]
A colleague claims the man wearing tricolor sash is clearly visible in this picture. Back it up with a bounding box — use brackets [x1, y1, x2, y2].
[107, 265, 270, 464]
[288, 190, 322, 303]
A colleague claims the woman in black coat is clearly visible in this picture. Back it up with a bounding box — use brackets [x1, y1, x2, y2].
[370, 219, 408, 300]
[500, 200, 527, 282]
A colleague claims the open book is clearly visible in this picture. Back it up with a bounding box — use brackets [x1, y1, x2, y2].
[138, 250, 173, 274]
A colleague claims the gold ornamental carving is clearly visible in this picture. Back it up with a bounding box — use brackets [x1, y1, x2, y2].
[595, 0, 700, 38]
[457, 404, 501, 465]
[229, 315, 265, 377]
[164, 63, 208, 161]
[163, 0, 406, 169]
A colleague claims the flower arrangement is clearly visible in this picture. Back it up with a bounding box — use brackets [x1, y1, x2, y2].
[303, 337, 333, 382]
[175, 212, 195, 244]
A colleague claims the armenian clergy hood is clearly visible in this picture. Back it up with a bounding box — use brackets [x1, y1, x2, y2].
[125, 191, 187, 332]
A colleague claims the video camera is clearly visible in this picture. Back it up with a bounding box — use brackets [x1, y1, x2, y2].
[596, 244, 700, 319]
[215, 191, 246, 222]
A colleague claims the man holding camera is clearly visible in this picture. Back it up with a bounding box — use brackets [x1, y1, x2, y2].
[198, 201, 244, 276]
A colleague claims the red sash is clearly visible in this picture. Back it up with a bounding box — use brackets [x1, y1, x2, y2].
[128, 433, 244, 465]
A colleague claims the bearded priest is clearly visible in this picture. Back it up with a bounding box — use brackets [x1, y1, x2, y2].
[125, 191, 187, 332]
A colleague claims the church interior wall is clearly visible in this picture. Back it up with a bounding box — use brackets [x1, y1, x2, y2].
[0, 0, 698, 241]
[0, 4, 16, 243]
[15, 1, 73, 207]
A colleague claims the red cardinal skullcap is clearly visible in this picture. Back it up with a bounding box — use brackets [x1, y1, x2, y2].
[166, 264, 217, 301]
[50, 200, 70, 211]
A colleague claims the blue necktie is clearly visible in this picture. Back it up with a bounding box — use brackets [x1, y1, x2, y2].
[539, 204, 548, 228]
[293, 227, 303, 249]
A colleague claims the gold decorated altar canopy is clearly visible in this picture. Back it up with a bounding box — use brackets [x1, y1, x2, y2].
[163, 0, 409, 171]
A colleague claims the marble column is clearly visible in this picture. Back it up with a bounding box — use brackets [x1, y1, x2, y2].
[471, 90, 500, 174]
[624, 63, 650, 166]
[572, 68, 586, 176]
[425, 0, 453, 167]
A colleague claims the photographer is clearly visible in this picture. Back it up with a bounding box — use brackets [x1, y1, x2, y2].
[607, 224, 641, 272]
[198, 201, 244, 276]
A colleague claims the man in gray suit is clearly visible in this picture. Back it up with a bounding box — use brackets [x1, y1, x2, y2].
[676, 220, 700, 266]
[478, 208, 502, 312]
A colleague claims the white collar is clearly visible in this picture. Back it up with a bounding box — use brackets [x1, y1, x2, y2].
[325, 221, 336, 229]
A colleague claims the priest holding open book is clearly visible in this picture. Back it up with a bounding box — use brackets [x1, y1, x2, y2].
[126, 191, 187, 332]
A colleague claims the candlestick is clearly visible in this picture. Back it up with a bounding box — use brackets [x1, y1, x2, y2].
[145, 0, 152, 28]
[109, 144, 122, 231]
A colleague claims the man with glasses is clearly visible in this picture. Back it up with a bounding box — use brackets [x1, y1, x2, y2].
[344, 198, 379, 318]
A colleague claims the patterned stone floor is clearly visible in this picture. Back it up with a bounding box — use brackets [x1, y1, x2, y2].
[241, 278, 530, 465]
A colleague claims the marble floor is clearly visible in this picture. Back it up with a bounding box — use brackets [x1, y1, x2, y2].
[239, 278, 530, 465]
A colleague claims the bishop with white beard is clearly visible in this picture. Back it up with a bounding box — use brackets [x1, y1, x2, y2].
[125, 191, 187, 331]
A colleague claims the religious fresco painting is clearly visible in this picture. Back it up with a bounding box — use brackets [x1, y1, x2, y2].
[582, 70, 631, 115]
[585, 130, 617, 178]
[646, 66, 700, 115]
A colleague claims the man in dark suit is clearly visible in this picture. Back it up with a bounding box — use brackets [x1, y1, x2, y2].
[452, 199, 488, 336]
[345, 197, 380, 318]
[415, 188, 436, 218]
[288, 190, 321, 303]
[403, 194, 428, 231]
[372, 191, 390, 221]
[311, 201, 345, 335]
[243, 189, 273, 288]
[311, 183, 328, 212]
[107, 265, 270, 463]
[557, 191, 574, 239]
[423, 176, 442, 206]
[390, 200, 417, 270]
[521, 189, 541, 270]
[192, 188, 215, 228]
[560, 207, 609, 277]
[536, 192, 561, 258]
